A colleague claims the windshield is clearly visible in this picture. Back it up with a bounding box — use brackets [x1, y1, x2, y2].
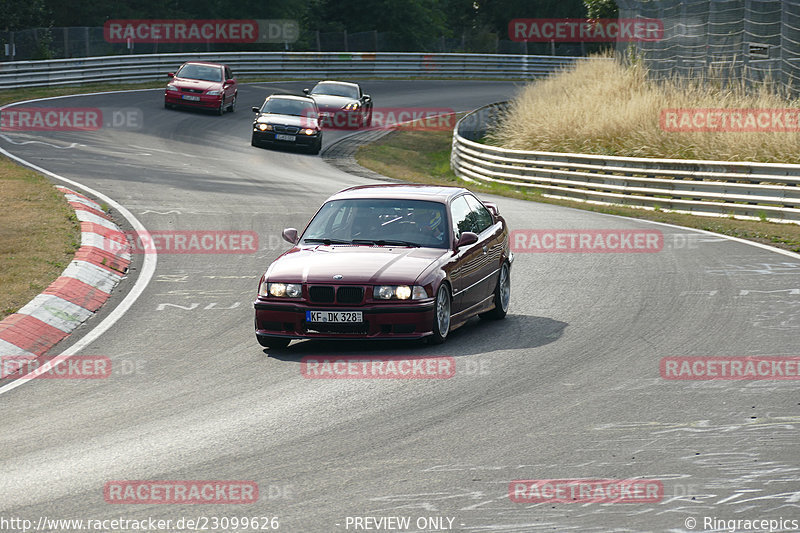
[311, 82, 359, 99]
[176, 64, 222, 82]
[261, 99, 318, 118]
[302, 199, 448, 249]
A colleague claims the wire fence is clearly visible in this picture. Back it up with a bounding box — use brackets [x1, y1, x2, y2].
[0, 27, 588, 62]
[616, 0, 800, 94]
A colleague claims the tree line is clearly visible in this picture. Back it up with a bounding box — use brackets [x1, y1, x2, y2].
[1, 0, 618, 47]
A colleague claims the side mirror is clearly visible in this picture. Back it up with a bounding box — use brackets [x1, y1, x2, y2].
[224, 78, 235, 86]
[282, 228, 299, 245]
[167, 72, 175, 78]
[252, 106, 260, 113]
[303, 88, 310, 95]
[455, 232, 478, 249]
[363, 94, 371, 101]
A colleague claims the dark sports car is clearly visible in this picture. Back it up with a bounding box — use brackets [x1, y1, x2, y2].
[304, 80, 373, 129]
[164, 61, 237, 115]
[251, 94, 323, 154]
[253, 184, 512, 348]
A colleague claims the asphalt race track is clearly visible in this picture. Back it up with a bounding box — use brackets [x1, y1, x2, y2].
[1, 81, 799, 532]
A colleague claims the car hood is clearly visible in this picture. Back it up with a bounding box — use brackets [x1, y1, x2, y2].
[310, 94, 356, 111]
[171, 78, 222, 91]
[255, 114, 319, 129]
[266, 246, 446, 285]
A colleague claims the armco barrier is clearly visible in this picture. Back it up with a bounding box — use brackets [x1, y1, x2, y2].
[0, 52, 583, 90]
[451, 102, 800, 223]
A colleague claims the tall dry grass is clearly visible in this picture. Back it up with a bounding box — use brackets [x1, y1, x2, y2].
[488, 54, 800, 162]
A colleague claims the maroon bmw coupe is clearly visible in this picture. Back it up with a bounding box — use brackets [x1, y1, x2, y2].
[253, 184, 512, 348]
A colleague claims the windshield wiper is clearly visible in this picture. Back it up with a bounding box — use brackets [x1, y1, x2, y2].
[303, 238, 352, 245]
[352, 239, 420, 247]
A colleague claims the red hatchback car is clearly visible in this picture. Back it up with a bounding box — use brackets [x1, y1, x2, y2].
[254, 184, 512, 348]
[164, 61, 237, 115]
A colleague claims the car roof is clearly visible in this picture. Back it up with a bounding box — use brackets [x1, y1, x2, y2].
[267, 94, 316, 103]
[327, 184, 471, 203]
[315, 80, 360, 89]
[182, 61, 225, 68]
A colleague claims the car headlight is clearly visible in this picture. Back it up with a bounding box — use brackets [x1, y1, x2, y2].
[373, 285, 428, 300]
[301, 128, 316, 135]
[257, 123, 273, 131]
[343, 102, 361, 110]
[206, 90, 222, 95]
[262, 282, 302, 298]
[166, 84, 179, 92]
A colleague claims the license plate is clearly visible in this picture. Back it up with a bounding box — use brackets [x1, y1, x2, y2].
[181, 95, 200, 101]
[275, 134, 296, 141]
[306, 311, 363, 323]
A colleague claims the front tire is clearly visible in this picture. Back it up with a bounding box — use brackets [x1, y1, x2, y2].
[227, 93, 237, 112]
[428, 283, 451, 344]
[257, 335, 290, 349]
[217, 99, 225, 116]
[480, 262, 510, 320]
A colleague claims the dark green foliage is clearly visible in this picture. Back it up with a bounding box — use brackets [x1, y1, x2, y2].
[584, 0, 619, 19]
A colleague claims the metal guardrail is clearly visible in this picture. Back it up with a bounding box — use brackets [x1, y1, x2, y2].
[0, 52, 581, 90]
[451, 102, 800, 223]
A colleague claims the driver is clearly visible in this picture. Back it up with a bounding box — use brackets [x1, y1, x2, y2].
[409, 209, 445, 245]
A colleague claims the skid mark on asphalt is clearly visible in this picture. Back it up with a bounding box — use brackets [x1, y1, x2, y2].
[705, 262, 800, 276]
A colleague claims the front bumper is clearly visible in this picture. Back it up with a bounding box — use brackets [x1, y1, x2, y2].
[320, 110, 363, 130]
[165, 92, 222, 110]
[251, 129, 320, 148]
[254, 299, 435, 340]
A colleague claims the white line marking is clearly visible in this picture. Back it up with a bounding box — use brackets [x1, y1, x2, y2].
[0, 93, 157, 395]
[0, 134, 80, 149]
[600, 214, 800, 260]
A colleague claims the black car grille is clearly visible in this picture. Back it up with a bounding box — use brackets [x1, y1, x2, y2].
[337, 286, 364, 304]
[274, 125, 300, 134]
[303, 321, 369, 334]
[309, 286, 335, 303]
[308, 285, 365, 304]
[180, 88, 204, 94]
